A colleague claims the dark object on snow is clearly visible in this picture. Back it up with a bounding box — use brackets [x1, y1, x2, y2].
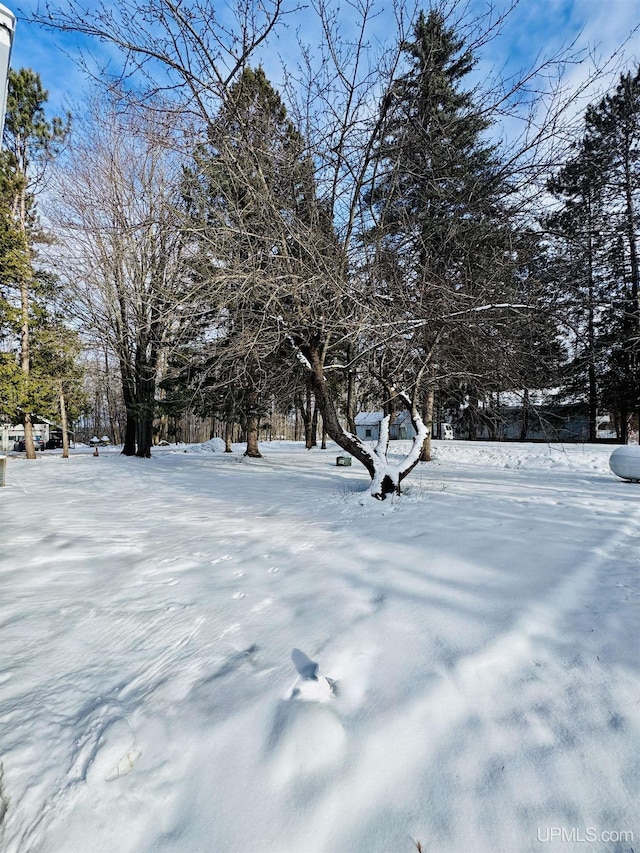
[336, 455, 352, 466]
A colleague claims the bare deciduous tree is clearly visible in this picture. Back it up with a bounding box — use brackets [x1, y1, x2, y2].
[47, 95, 191, 457]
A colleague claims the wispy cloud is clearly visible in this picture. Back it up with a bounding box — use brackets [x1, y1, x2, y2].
[480, 0, 638, 94]
[11, 7, 124, 115]
[9, 0, 640, 121]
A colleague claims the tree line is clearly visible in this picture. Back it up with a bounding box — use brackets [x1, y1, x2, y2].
[1, 1, 639, 497]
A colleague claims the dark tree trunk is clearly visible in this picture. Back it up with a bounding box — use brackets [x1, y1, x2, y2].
[345, 343, 357, 435]
[135, 378, 156, 458]
[121, 371, 137, 455]
[305, 343, 427, 499]
[243, 387, 262, 458]
[244, 414, 262, 457]
[224, 421, 233, 452]
[307, 344, 375, 477]
[136, 413, 153, 458]
[310, 399, 319, 447]
[122, 411, 137, 456]
[299, 381, 317, 449]
[588, 363, 597, 441]
[23, 413, 36, 459]
[623, 134, 640, 444]
[20, 252, 36, 460]
[587, 236, 598, 442]
[520, 388, 530, 442]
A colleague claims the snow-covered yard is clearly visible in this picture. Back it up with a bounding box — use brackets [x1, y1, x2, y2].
[0, 440, 638, 853]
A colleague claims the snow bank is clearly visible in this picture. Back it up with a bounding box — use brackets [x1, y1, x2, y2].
[183, 436, 227, 453]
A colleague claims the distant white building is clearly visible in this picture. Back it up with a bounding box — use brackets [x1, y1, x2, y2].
[355, 411, 453, 441]
[389, 410, 417, 440]
[1, 418, 56, 451]
[354, 411, 384, 441]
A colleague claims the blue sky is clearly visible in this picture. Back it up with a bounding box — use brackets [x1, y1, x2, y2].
[8, 0, 640, 122]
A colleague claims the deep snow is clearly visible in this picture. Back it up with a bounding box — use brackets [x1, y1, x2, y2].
[0, 440, 638, 853]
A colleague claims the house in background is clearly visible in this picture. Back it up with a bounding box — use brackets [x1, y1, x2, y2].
[389, 411, 453, 440]
[389, 410, 414, 440]
[464, 391, 614, 442]
[354, 393, 615, 444]
[354, 411, 384, 442]
[355, 411, 454, 441]
[0, 418, 67, 451]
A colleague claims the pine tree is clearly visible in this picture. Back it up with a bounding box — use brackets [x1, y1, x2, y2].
[364, 9, 525, 448]
[368, 10, 497, 277]
[570, 68, 640, 441]
[599, 70, 640, 440]
[1, 69, 70, 457]
[183, 67, 322, 458]
[30, 317, 88, 456]
[546, 131, 610, 440]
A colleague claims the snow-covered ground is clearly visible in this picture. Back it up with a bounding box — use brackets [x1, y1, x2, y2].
[0, 440, 638, 853]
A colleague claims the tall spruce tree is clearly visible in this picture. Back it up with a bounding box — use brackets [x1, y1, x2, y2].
[364, 10, 527, 449]
[182, 67, 324, 458]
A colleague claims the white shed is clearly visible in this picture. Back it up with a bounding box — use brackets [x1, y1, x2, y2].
[354, 411, 384, 441]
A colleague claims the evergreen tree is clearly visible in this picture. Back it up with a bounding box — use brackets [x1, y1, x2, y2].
[1, 69, 70, 457]
[0, 175, 26, 352]
[589, 69, 640, 441]
[550, 67, 640, 442]
[30, 317, 88, 456]
[368, 10, 498, 279]
[183, 67, 324, 458]
[546, 131, 610, 440]
[0, 153, 30, 423]
[364, 9, 532, 448]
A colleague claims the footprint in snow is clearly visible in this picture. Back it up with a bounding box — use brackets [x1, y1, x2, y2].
[268, 655, 345, 787]
[290, 677, 335, 702]
[232, 591, 247, 600]
[288, 648, 337, 703]
[80, 717, 141, 784]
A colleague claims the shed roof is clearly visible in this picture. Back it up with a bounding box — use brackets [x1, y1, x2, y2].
[354, 411, 383, 425]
